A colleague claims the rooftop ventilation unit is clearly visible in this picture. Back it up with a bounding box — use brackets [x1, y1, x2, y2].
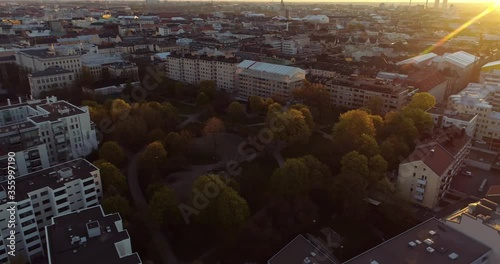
[415, 240, 422, 244]
[424, 238, 434, 245]
[370, 261, 380, 264]
[429, 230, 437, 236]
[427, 247, 435, 253]
[408, 241, 417, 248]
[449, 252, 459, 260]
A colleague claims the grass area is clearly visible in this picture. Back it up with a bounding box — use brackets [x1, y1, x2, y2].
[169, 101, 199, 115]
[188, 151, 220, 165]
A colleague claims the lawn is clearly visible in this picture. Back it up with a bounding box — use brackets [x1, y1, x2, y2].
[169, 101, 199, 115]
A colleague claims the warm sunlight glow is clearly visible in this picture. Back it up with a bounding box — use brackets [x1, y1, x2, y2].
[423, 2, 500, 54]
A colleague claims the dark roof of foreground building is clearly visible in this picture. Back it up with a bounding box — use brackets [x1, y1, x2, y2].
[46, 206, 142, 264]
[345, 218, 491, 264]
[268, 235, 336, 264]
[29, 66, 73, 78]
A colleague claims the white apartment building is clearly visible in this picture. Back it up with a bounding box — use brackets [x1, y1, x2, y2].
[325, 75, 411, 112]
[445, 198, 500, 264]
[45, 205, 141, 264]
[427, 107, 477, 137]
[16, 47, 82, 75]
[0, 159, 102, 263]
[80, 54, 124, 81]
[235, 60, 306, 100]
[28, 67, 75, 98]
[264, 35, 311, 55]
[449, 83, 500, 151]
[397, 127, 471, 209]
[165, 53, 241, 92]
[480, 61, 500, 86]
[0, 96, 98, 182]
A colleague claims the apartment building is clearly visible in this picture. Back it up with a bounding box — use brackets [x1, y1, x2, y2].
[80, 54, 124, 81]
[107, 62, 139, 81]
[165, 52, 241, 92]
[0, 96, 98, 181]
[16, 47, 82, 75]
[397, 126, 471, 209]
[427, 107, 477, 137]
[264, 35, 311, 55]
[45, 205, 141, 264]
[235, 60, 306, 100]
[445, 197, 500, 264]
[325, 75, 411, 112]
[0, 159, 102, 263]
[480, 60, 500, 86]
[345, 218, 492, 264]
[28, 66, 75, 98]
[449, 83, 500, 151]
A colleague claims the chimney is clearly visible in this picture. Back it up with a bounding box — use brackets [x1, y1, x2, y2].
[7, 99, 10, 106]
[86, 221, 101, 238]
[18, 97, 22, 104]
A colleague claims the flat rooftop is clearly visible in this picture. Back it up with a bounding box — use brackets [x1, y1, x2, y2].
[46, 206, 141, 264]
[345, 218, 491, 264]
[268, 235, 335, 264]
[427, 107, 477, 122]
[30, 101, 85, 123]
[0, 158, 97, 202]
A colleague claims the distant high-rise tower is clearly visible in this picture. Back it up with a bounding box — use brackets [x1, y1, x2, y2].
[434, 0, 440, 8]
[442, 0, 448, 9]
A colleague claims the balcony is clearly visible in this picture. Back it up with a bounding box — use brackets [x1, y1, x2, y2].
[415, 187, 425, 193]
[414, 194, 424, 201]
[417, 179, 427, 185]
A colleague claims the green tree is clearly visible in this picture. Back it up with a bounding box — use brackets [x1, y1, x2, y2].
[270, 158, 310, 198]
[193, 175, 250, 232]
[380, 136, 411, 170]
[163, 131, 191, 155]
[366, 96, 385, 116]
[113, 116, 148, 150]
[368, 154, 388, 186]
[123, 80, 133, 97]
[292, 81, 331, 121]
[358, 134, 380, 158]
[149, 185, 180, 226]
[94, 161, 128, 195]
[98, 141, 125, 166]
[80, 68, 94, 87]
[401, 107, 434, 135]
[148, 128, 167, 143]
[380, 111, 419, 145]
[249, 95, 268, 112]
[202, 117, 225, 153]
[299, 155, 331, 187]
[333, 109, 377, 152]
[110, 99, 131, 121]
[174, 82, 186, 98]
[407, 92, 436, 111]
[198, 80, 216, 99]
[227, 101, 246, 122]
[102, 195, 132, 218]
[138, 141, 168, 171]
[196, 92, 210, 106]
[266, 108, 312, 144]
[291, 104, 314, 130]
[341, 151, 369, 179]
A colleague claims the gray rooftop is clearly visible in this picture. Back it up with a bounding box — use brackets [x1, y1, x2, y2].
[46, 206, 142, 264]
[345, 218, 491, 264]
[29, 66, 73, 78]
[0, 159, 97, 202]
[268, 235, 335, 264]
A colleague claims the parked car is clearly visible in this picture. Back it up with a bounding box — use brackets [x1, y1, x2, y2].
[462, 171, 473, 176]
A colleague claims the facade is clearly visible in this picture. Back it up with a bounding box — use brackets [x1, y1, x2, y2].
[189, 38, 239, 51]
[80, 54, 124, 81]
[107, 62, 139, 81]
[235, 60, 306, 100]
[427, 107, 477, 137]
[0, 159, 102, 263]
[16, 47, 82, 75]
[445, 198, 500, 264]
[345, 218, 492, 264]
[397, 127, 471, 209]
[0, 96, 98, 182]
[480, 61, 500, 86]
[325, 75, 411, 112]
[449, 83, 500, 151]
[28, 67, 75, 98]
[165, 53, 241, 92]
[45, 205, 141, 264]
[437, 51, 478, 91]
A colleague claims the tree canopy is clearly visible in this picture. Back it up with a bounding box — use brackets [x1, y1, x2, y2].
[98, 141, 125, 166]
[407, 92, 436, 111]
[149, 185, 181, 226]
[138, 141, 168, 171]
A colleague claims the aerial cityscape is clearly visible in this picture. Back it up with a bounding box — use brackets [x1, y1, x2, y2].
[0, 0, 499, 264]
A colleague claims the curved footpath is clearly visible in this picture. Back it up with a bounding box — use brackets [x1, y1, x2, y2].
[126, 151, 179, 264]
